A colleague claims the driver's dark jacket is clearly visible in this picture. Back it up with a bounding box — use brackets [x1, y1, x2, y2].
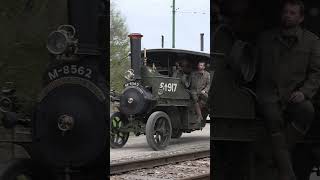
[255, 27, 320, 105]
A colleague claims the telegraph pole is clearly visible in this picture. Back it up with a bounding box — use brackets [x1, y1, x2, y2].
[172, 0, 176, 48]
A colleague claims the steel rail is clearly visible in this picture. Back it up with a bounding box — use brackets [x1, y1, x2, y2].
[178, 173, 210, 180]
[110, 149, 210, 175]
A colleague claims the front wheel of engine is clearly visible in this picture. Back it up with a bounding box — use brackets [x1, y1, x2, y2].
[110, 112, 129, 148]
[146, 111, 172, 151]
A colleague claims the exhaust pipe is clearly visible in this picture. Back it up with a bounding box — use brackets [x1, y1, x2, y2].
[161, 35, 164, 48]
[200, 33, 204, 51]
[128, 33, 143, 80]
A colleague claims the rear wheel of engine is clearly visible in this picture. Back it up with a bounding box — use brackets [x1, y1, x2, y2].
[146, 111, 172, 151]
[110, 112, 129, 148]
[171, 129, 182, 138]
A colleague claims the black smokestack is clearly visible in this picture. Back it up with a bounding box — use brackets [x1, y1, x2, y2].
[128, 33, 143, 80]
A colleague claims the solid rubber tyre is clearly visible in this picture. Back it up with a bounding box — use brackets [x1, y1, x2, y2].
[146, 111, 172, 151]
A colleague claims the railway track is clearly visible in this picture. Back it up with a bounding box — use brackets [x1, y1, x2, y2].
[111, 173, 210, 180]
[179, 173, 210, 180]
[110, 149, 209, 174]
[110, 149, 210, 179]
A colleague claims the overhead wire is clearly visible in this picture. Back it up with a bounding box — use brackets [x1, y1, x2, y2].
[175, 10, 208, 15]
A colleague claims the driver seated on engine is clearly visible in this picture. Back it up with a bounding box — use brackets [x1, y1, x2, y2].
[190, 60, 211, 123]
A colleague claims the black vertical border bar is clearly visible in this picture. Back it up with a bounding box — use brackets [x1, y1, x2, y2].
[210, 0, 215, 177]
[105, 0, 110, 178]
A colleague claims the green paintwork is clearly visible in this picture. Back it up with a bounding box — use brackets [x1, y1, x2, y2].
[141, 66, 190, 105]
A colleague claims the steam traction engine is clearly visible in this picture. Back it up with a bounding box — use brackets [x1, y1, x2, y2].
[0, 0, 108, 179]
[110, 33, 210, 151]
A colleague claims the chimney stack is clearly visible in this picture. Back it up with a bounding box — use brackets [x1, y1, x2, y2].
[128, 33, 143, 80]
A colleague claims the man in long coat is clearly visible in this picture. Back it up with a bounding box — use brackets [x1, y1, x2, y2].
[255, 0, 320, 179]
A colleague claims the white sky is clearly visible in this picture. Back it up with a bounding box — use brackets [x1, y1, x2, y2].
[112, 0, 210, 53]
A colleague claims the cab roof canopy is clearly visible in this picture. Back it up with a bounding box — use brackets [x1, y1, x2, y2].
[141, 48, 210, 69]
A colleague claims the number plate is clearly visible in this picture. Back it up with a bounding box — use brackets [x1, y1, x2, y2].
[124, 82, 140, 87]
[159, 82, 178, 92]
[48, 65, 93, 81]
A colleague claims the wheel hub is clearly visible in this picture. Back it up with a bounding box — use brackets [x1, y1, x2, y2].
[57, 114, 75, 132]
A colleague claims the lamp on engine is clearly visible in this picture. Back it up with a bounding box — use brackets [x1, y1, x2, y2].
[47, 25, 78, 57]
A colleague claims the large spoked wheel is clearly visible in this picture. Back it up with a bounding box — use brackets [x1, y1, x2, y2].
[0, 158, 32, 180]
[110, 112, 129, 148]
[146, 111, 172, 151]
[171, 129, 183, 139]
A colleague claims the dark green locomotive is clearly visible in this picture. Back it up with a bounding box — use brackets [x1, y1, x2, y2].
[110, 34, 211, 150]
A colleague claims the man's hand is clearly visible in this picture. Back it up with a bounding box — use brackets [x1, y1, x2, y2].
[201, 90, 206, 94]
[289, 91, 305, 103]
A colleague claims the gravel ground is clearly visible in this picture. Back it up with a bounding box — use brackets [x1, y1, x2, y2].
[110, 158, 210, 180]
[110, 125, 210, 163]
[311, 173, 320, 180]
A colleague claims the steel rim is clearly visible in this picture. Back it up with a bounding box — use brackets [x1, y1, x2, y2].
[152, 117, 171, 146]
